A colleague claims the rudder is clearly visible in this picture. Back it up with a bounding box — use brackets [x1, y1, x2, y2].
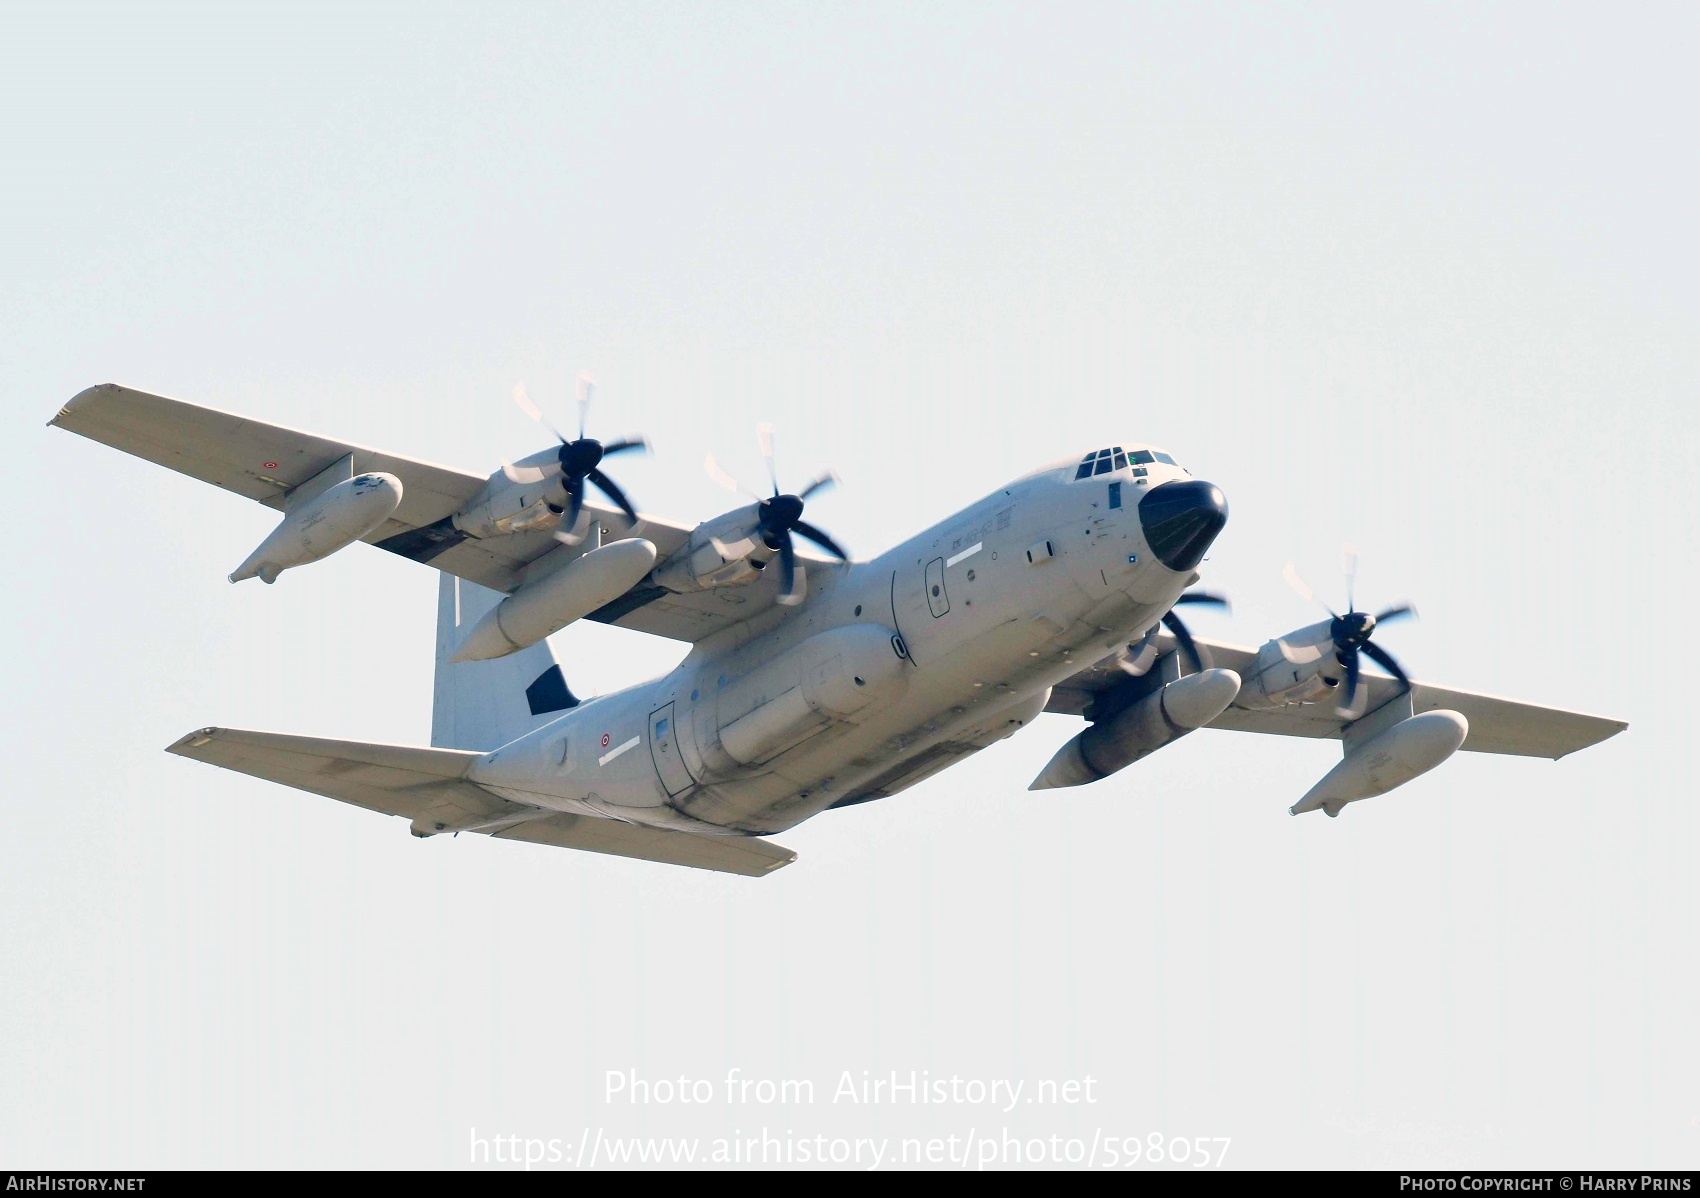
[433, 574, 579, 750]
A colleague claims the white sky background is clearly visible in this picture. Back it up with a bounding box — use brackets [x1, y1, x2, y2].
[2, 1, 1695, 1169]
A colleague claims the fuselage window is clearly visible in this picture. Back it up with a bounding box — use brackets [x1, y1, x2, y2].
[1108, 481, 1123, 509]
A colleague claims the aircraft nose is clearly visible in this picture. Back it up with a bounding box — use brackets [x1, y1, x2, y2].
[1139, 479, 1228, 572]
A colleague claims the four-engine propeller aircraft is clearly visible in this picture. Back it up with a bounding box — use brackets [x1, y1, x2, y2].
[49, 383, 1627, 876]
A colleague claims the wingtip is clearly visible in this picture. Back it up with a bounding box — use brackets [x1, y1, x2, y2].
[166, 726, 221, 754]
[50, 383, 124, 427]
[760, 850, 800, 875]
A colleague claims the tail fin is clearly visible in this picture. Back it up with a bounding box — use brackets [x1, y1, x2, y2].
[433, 574, 580, 750]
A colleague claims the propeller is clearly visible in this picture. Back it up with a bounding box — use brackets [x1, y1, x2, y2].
[1119, 589, 1230, 676]
[706, 424, 847, 606]
[505, 373, 649, 544]
[1285, 546, 1417, 715]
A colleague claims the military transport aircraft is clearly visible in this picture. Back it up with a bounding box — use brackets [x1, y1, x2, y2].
[49, 383, 1626, 876]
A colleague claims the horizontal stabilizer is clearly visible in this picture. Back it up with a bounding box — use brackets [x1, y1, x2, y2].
[167, 727, 795, 877]
[167, 727, 490, 819]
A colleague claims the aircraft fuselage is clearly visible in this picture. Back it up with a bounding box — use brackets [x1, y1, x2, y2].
[467, 453, 1227, 836]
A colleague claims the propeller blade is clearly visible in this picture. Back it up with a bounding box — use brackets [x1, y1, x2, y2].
[1374, 603, 1417, 625]
[501, 461, 550, 485]
[513, 383, 567, 444]
[586, 468, 639, 525]
[709, 534, 757, 560]
[554, 481, 587, 545]
[1283, 561, 1338, 618]
[1118, 627, 1161, 677]
[1338, 645, 1361, 714]
[1342, 542, 1359, 613]
[576, 372, 595, 439]
[757, 422, 778, 495]
[600, 437, 649, 457]
[775, 535, 805, 606]
[704, 453, 762, 500]
[1360, 639, 1413, 693]
[1173, 589, 1230, 610]
[798, 470, 838, 501]
[1161, 611, 1204, 674]
[704, 454, 741, 492]
[792, 519, 849, 561]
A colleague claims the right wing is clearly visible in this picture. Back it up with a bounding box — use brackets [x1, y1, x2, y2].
[1046, 632, 1625, 760]
[166, 726, 795, 877]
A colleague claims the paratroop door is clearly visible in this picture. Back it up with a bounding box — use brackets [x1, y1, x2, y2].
[648, 703, 696, 797]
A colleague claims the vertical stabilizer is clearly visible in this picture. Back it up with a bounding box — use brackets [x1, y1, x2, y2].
[433, 574, 579, 750]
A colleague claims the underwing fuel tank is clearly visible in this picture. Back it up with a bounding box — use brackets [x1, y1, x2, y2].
[1290, 709, 1468, 818]
[1029, 668, 1242, 790]
[229, 473, 403, 584]
[449, 538, 659, 662]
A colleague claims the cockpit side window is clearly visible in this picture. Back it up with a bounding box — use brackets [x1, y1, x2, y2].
[1129, 449, 1155, 465]
[1076, 448, 1114, 480]
[1154, 451, 1177, 465]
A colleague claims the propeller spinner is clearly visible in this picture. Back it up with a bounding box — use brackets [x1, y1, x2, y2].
[505, 373, 649, 544]
[1285, 545, 1417, 715]
[706, 423, 848, 606]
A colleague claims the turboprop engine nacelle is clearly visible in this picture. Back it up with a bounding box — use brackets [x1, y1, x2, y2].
[652, 505, 778, 594]
[451, 463, 568, 540]
[1291, 708, 1468, 818]
[450, 537, 659, 661]
[1236, 620, 1342, 708]
[229, 472, 403, 584]
[1029, 668, 1242, 790]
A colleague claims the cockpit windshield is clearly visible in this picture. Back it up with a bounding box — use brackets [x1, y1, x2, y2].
[1073, 446, 1182, 479]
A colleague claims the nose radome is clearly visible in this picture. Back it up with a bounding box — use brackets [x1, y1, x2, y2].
[1139, 480, 1228, 572]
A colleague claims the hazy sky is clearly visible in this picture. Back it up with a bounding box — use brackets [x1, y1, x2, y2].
[3, 1, 1695, 1169]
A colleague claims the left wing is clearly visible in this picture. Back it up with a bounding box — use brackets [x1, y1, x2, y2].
[167, 727, 796, 876]
[1046, 633, 1626, 760]
[52, 383, 695, 595]
[50, 384, 743, 637]
[52, 382, 489, 543]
